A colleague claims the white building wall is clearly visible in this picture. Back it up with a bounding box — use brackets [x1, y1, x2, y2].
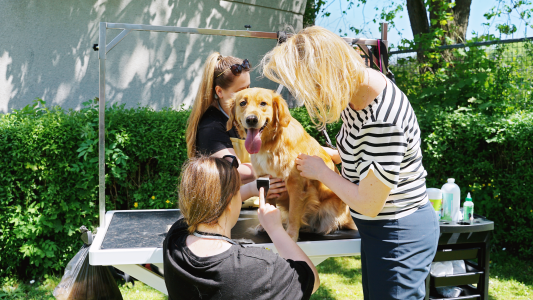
[0, 0, 305, 112]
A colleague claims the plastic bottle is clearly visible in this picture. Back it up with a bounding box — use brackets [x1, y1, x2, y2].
[441, 178, 461, 222]
[463, 192, 474, 223]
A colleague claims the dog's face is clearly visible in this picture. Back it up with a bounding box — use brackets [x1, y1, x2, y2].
[227, 88, 291, 154]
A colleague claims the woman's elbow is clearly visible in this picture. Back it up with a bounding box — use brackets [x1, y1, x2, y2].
[357, 205, 383, 218]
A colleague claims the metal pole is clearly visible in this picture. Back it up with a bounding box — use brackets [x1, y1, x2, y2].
[93, 21, 390, 229]
[380, 22, 388, 41]
[98, 22, 106, 229]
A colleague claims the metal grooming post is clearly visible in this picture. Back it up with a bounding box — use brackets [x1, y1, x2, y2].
[92, 21, 388, 295]
[95, 22, 389, 230]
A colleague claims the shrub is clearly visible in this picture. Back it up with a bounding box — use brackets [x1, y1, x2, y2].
[0, 99, 189, 281]
[1, 86, 531, 281]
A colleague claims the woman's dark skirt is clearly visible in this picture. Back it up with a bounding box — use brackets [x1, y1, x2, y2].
[352, 201, 439, 300]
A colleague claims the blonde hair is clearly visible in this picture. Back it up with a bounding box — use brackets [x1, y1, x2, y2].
[261, 26, 367, 129]
[178, 156, 241, 234]
[186, 53, 249, 158]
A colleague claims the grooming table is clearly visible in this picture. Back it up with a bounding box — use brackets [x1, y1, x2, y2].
[89, 209, 361, 295]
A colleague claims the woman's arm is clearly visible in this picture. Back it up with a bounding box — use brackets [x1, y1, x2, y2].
[295, 154, 391, 218]
[257, 188, 320, 293]
[212, 148, 255, 183]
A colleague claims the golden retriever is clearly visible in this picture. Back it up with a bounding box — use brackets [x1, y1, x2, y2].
[227, 88, 356, 241]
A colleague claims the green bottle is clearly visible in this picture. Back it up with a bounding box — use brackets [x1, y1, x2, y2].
[463, 192, 474, 223]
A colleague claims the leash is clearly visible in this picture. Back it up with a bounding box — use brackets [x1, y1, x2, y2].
[320, 128, 337, 150]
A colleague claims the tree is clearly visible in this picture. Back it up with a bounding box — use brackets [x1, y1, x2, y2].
[407, 0, 472, 44]
[304, 0, 533, 68]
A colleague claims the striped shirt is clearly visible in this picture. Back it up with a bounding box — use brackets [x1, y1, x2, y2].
[336, 77, 428, 220]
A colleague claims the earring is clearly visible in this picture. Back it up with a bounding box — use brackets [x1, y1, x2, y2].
[214, 93, 219, 100]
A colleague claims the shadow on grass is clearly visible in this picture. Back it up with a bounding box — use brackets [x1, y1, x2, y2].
[490, 251, 533, 286]
[487, 251, 533, 299]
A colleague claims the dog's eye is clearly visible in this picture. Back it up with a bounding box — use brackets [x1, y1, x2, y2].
[239, 101, 247, 107]
[260, 102, 267, 107]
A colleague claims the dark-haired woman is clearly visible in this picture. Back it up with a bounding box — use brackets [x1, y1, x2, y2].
[185, 52, 285, 201]
[163, 156, 319, 300]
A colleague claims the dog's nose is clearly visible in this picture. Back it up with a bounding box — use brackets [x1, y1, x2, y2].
[246, 115, 259, 126]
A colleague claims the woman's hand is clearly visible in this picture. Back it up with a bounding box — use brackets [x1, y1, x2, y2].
[257, 188, 284, 234]
[322, 146, 341, 164]
[295, 153, 331, 181]
[267, 176, 287, 199]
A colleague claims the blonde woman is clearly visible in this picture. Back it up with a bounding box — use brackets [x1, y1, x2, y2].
[262, 27, 439, 300]
[185, 52, 285, 199]
[163, 156, 319, 300]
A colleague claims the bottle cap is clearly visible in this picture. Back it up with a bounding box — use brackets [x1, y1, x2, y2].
[447, 178, 455, 183]
[466, 192, 472, 201]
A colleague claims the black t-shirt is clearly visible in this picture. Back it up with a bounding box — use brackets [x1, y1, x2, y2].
[196, 106, 241, 156]
[163, 218, 315, 300]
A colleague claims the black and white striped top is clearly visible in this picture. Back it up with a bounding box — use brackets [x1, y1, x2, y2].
[336, 77, 428, 220]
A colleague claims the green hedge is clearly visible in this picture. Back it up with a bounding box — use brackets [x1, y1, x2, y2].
[0, 100, 189, 281]
[1, 96, 532, 281]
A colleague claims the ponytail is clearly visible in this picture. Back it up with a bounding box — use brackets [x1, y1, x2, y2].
[186, 52, 221, 158]
[186, 53, 250, 158]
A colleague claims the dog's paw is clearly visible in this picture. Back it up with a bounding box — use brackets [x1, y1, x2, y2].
[255, 224, 265, 233]
[286, 229, 299, 242]
[246, 224, 266, 235]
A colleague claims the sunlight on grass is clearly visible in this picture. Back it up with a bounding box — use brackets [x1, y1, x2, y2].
[311, 256, 364, 300]
[1, 253, 531, 300]
[119, 281, 167, 300]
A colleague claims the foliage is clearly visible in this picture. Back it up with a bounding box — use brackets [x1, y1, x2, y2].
[484, 0, 533, 37]
[0, 100, 189, 281]
[311, 0, 533, 50]
[304, 0, 327, 27]
[393, 39, 533, 112]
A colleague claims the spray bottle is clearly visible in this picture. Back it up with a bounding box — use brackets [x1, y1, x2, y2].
[463, 193, 474, 223]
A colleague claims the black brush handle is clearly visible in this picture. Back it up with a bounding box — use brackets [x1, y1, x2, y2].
[256, 177, 270, 197]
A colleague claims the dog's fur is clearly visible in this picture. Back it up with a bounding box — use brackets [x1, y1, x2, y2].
[227, 88, 356, 241]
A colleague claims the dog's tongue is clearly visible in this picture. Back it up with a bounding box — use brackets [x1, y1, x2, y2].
[245, 128, 262, 154]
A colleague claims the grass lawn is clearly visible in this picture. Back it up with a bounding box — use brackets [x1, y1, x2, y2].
[2, 252, 531, 300]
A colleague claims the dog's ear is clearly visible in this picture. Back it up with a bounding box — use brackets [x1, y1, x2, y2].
[226, 96, 247, 138]
[272, 93, 291, 127]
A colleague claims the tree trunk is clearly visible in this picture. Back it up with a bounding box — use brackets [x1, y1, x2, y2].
[406, 0, 430, 70]
[427, 0, 472, 63]
[406, 0, 430, 38]
[453, 0, 472, 43]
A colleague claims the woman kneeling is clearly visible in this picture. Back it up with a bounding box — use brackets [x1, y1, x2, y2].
[163, 156, 319, 300]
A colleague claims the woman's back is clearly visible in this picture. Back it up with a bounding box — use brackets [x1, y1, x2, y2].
[163, 219, 314, 300]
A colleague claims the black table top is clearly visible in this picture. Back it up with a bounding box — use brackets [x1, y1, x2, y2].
[438, 214, 494, 234]
[100, 210, 494, 250]
[101, 209, 361, 250]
